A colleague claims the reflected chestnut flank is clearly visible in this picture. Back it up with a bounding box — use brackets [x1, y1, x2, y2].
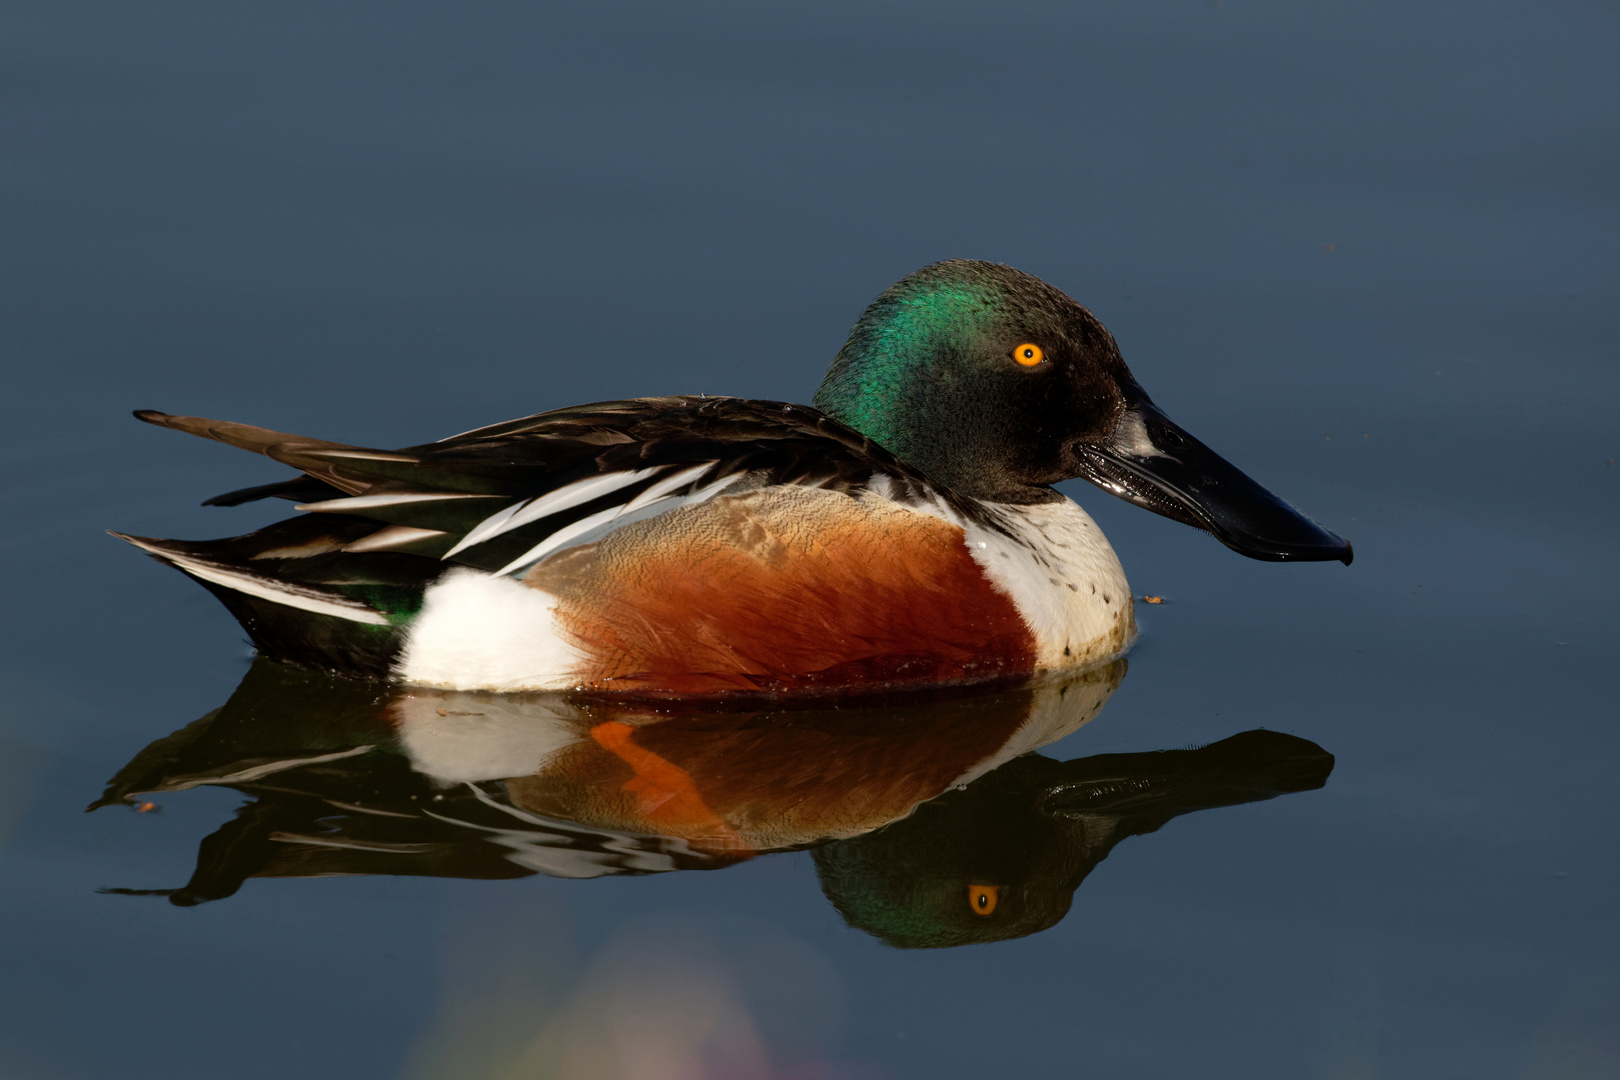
[94, 660, 1332, 947]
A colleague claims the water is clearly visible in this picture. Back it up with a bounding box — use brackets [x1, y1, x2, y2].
[4, 1, 1618, 1076]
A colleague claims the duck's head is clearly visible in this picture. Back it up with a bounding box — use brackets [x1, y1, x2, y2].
[813, 260, 1351, 563]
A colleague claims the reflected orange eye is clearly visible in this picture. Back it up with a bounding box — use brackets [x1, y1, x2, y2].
[968, 884, 1001, 916]
[1012, 343, 1044, 366]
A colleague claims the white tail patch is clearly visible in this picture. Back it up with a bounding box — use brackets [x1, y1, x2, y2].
[395, 569, 586, 690]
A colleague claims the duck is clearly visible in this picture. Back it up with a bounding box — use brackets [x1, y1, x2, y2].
[116, 260, 1350, 696]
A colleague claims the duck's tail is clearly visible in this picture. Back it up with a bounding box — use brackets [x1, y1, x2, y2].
[132, 409, 365, 493]
[113, 516, 439, 677]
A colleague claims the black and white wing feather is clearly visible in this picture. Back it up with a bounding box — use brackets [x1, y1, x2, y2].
[135, 396, 946, 578]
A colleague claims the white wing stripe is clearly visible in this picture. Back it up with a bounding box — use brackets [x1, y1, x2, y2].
[298, 493, 499, 513]
[439, 500, 528, 558]
[342, 525, 448, 553]
[493, 472, 742, 577]
[444, 466, 668, 558]
[622, 463, 715, 512]
[492, 505, 629, 576]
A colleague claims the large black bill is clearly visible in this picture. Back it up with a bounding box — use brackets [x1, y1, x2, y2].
[1072, 382, 1353, 564]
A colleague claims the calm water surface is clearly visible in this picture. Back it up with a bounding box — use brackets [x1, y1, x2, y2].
[4, 2, 1618, 1077]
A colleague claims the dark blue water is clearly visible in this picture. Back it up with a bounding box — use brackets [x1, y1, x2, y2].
[4, 2, 1618, 1077]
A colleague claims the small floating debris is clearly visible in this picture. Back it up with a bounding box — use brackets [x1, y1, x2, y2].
[135, 801, 158, 813]
[1142, 595, 1165, 604]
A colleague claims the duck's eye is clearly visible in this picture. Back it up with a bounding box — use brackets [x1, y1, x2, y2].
[967, 884, 1001, 915]
[1012, 343, 1044, 367]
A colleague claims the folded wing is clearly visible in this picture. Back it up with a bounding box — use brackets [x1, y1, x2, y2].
[134, 397, 938, 578]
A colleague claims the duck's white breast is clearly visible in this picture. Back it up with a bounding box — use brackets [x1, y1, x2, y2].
[960, 496, 1136, 669]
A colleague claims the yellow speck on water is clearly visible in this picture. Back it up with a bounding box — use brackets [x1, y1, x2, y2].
[1324, 435, 1332, 441]
[1363, 432, 1370, 438]
[1324, 243, 1339, 251]
[1142, 595, 1165, 604]
[135, 802, 156, 813]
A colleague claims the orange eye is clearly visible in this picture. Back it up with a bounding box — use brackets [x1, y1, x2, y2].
[1012, 343, 1044, 366]
[967, 884, 1001, 916]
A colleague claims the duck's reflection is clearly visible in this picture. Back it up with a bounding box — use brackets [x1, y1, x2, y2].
[813, 729, 1333, 948]
[95, 660, 1332, 946]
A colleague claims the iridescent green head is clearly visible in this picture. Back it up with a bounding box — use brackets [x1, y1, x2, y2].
[813, 260, 1131, 504]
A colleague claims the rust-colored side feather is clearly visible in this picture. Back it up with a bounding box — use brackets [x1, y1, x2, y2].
[526, 486, 1038, 695]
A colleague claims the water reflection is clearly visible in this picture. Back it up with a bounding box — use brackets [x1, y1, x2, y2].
[94, 660, 1331, 946]
[813, 729, 1332, 948]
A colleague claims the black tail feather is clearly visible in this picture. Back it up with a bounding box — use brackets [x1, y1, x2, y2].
[111, 518, 441, 678]
[202, 476, 339, 507]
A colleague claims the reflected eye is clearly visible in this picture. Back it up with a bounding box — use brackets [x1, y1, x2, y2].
[1012, 343, 1044, 367]
[967, 884, 1001, 915]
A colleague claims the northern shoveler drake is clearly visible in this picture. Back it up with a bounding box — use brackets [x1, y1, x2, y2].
[117, 260, 1350, 695]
